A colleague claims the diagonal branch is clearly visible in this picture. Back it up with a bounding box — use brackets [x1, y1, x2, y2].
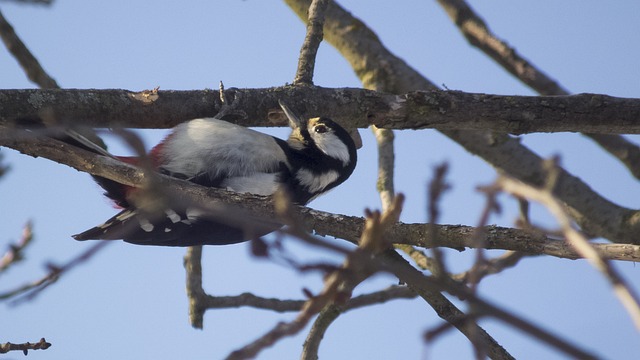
[226, 196, 405, 360]
[436, 0, 640, 180]
[496, 173, 640, 330]
[379, 249, 599, 360]
[436, 0, 567, 95]
[0, 9, 58, 88]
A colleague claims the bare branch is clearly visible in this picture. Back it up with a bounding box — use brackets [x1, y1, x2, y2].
[184, 246, 206, 329]
[285, 0, 640, 245]
[226, 196, 405, 360]
[2, 88, 640, 134]
[496, 171, 640, 331]
[0, 241, 110, 304]
[436, 0, 640, 180]
[198, 285, 414, 314]
[293, 0, 330, 85]
[436, 0, 568, 95]
[301, 304, 340, 360]
[3, 128, 639, 258]
[0, 338, 51, 355]
[379, 250, 598, 360]
[0, 9, 58, 88]
[0, 221, 33, 274]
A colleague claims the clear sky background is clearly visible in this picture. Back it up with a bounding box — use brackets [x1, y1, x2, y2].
[1, 1, 639, 359]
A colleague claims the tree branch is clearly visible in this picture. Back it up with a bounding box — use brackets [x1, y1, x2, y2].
[0, 338, 51, 355]
[293, 0, 329, 86]
[1, 88, 640, 134]
[226, 196, 405, 360]
[436, 0, 567, 95]
[2, 127, 640, 256]
[284, 0, 640, 245]
[0, 9, 58, 88]
[496, 172, 640, 330]
[0, 221, 33, 274]
[379, 250, 598, 360]
[436, 0, 640, 181]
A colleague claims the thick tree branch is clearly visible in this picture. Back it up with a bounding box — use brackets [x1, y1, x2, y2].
[2, 126, 639, 256]
[1, 88, 640, 134]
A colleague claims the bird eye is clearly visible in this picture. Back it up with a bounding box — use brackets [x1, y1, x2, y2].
[314, 125, 328, 134]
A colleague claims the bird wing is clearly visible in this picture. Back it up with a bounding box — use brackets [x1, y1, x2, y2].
[157, 119, 290, 183]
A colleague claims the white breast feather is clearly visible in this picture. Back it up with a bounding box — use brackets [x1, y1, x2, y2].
[160, 119, 287, 178]
[296, 169, 340, 193]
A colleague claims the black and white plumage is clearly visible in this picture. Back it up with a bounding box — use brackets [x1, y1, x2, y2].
[72, 102, 358, 246]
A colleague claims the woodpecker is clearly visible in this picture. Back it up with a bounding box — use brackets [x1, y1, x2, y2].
[71, 101, 358, 246]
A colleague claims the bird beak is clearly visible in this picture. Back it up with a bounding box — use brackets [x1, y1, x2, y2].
[278, 100, 303, 130]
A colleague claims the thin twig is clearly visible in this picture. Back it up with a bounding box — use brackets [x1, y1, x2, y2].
[436, 0, 640, 180]
[293, 0, 330, 85]
[0, 241, 111, 304]
[379, 250, 597, 360]
[0, 221, 33, 274]
[226, 196, 405, 360]
[426, 162, 451, 278]
[466, 183, 502, 290]
[496, 172, 640, 331]
[199, 285, 415, 313]
[0, 338, 51, 355]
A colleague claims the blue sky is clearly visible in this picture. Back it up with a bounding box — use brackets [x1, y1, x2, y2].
[1, 1, 639, 359]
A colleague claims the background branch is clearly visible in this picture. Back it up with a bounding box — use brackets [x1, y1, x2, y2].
[0, 241, 110, 304]
[496, 173, 640, 330]
[0, 8, 58, 88]
[0, 221, 33, 274]
[436, 0, 640, 180]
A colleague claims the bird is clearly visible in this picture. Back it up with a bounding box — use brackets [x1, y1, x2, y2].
[71, 101, 358, 246]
